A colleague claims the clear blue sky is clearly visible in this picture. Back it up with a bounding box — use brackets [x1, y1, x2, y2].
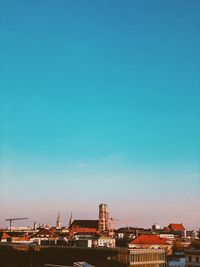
[0, 0, 200, 229]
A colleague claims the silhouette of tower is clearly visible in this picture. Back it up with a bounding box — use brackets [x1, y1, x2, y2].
[98, 203, 108, 233]
[33, 221, 37, 230]
[56, 213, 61, 229]
[68, 212, 73, 228]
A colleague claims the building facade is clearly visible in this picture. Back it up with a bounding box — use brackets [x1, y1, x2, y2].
[185, 249, 200, 267]
[129, 234, 172, 255]
[118, 248, 166, 267]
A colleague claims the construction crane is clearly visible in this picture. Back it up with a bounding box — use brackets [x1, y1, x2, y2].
[5, 217, 28, 231]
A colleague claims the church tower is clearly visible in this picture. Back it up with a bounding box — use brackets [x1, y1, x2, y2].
[56, 213, 61, 229]
[68, 212, 73, 228]
[33, 221, 37, 230]
[98, 203, 108, 233]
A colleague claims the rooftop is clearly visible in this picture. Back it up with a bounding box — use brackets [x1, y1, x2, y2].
[129, 234, 169, 245]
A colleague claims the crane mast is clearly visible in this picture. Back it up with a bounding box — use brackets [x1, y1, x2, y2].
[5, 217, 28, 231]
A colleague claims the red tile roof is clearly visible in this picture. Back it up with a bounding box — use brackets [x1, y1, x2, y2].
[163, 227, 171, 232]
[129, 234, 169, 245]
[0, 232, 10, 240]
[30, 228, 57, 238]
[168, 223, 185, 231]
[70, 220, 99, 229]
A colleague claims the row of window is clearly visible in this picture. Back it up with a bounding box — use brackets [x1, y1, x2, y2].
[129, 252, 165, 263]
[187, 256, 200, 263]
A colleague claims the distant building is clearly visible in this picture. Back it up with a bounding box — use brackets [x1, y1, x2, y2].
[71, 232, 115, 248]
[10, 235, 31, 243]
[0, 232, 10, 242]
[69, 203, 111, 237]
[56, 213, 62, 230]
[185, 249, 200, 267]
[163, 223, 186, 238]
[98, 204, 108, 233]
[118, 248, 166, 267]
[159, 234, 174, 240]
[116, 227, 148, 247]
[116, 227, 147, 239]
[30, 228, 58, 245]
[129, 234, 172, 255]
[69, 220, 99, 237]
[96, 235, 115, 248]
[0, 231, 34, 244]
[33, 221, 37, 230]
[152, 224, 161, 231]
[68, 212, 73, 228]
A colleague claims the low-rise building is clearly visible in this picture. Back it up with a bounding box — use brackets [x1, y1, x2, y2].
[185, 249, 200, 267]
[30, 228, 58, 245]
[10, 235, 31, 244]
[118, 248, 166, 267]
[163, 224, 186, 238]
[96, 236, 115, 248]
[129, 234, 172, 255]
[69, 220, 99, 237]
[0, 232, 10, 242]
[71, 232, 115, 248]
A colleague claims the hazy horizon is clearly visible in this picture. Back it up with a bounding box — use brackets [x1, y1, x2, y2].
[0, 0, 200, 230]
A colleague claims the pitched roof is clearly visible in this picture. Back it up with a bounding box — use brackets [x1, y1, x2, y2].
[168, 223, 185, 231]
[71, 220, 99, 229]
[0, 232, 10, 240]
[129, 234, 169, 245]
[30, 228, 57, 238]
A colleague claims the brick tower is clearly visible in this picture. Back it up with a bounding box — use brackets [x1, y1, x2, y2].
[98, 203, 108, 233]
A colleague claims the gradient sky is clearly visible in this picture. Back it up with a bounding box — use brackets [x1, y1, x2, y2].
[0, 0, 200, 230]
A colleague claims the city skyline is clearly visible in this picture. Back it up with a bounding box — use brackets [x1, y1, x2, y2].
[0, 202, 196, 231]
[0, 0, 200, 230]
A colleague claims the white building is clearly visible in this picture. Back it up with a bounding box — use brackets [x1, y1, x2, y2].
[97, 236, 115, 248]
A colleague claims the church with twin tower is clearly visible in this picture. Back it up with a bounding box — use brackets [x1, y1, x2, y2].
[56, 203, 111, 236]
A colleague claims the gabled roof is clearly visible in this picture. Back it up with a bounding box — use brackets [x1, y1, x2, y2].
[129, 234, 169, 245]
[168, 223, 185, 231]
[30, 228, 57, 238]
[0, 232, 10, 240]
[70, 220, 99, 229]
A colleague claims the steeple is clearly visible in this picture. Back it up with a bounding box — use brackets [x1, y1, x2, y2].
[33, 221, 37, 230]
[56, 213, 61, 229]
[68, 212, 73, 228]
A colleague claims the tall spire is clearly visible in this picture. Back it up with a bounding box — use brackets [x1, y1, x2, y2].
[33, 221, 37, 230]
[68, 212, 73, 228]
[56, 213, 61, 229]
